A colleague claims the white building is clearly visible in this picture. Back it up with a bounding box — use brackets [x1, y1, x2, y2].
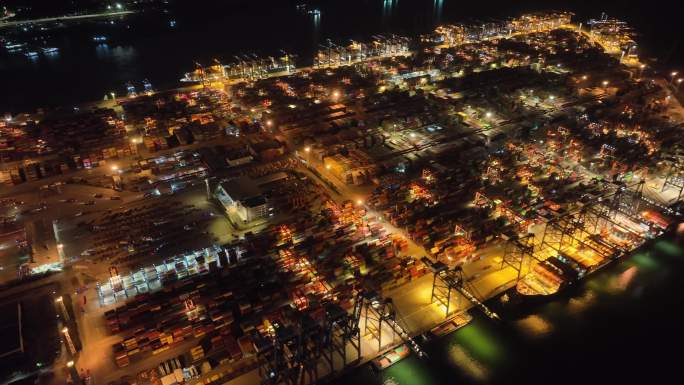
[215, 176, 271, 223]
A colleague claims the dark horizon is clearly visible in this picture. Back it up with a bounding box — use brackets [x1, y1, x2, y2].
[1, 0, 684, 113]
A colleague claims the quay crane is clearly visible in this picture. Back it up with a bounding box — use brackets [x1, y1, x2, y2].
[256, 290, 427, 385]
[356, 291, 428, 358]
[256, 303, 361, 385]
[426, 259, 501, 320]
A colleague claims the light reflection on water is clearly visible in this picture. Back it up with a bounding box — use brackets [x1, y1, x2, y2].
[566, 290, 597, 314]
[613, 265, 639, 291]
[515, 314, 553, 337]
[447, 344, 488, 380]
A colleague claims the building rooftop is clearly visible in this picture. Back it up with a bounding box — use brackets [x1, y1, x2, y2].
[253, 171, 289, 186]
[219, 176, 261, 202]
[243, 195, 268, 208]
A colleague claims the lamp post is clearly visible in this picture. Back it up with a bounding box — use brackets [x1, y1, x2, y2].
[66, 361, 83, 385]
[670, 71, 678, 85]
[205, 178, 210, 200]
[55, 296, 69, 321]
[56, 243, 65, 264]
[62, 327, 76, 355]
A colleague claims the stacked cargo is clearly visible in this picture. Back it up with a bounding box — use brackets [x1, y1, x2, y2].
[106, 255, 288, 368]
[114, 344, 130, 367]
[224, 335, 242, 362]
[0, 169, 11, 186]
[190, 346, 205, 361]
[23, 162, 40, 181]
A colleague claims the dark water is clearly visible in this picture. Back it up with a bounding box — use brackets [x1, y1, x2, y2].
[336, 234, 684, 385]
[1, 0, 684, 113]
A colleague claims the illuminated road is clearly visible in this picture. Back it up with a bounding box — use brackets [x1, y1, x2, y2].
[0, 10, 135, 29]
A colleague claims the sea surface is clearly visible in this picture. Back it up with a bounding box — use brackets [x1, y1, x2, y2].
[1, 0, 683, 113]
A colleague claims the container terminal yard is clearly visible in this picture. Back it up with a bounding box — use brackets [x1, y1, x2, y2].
[2, 9, 684, 385]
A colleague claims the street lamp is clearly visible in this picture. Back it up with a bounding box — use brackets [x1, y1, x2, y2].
[65, 360, 82, 385]
[670, 71, 679, 85]
[62, 327, 76, 355]
[332, 90, 340, 99]
[111, 165, 119, 172]
[637, 64, 646, 78]
[677, 78, 683, 92]
[485, 111, 492, 118]
[356, 199, 363, 206]
[55, 295, 69, 320]
[303, 146, 311, 164]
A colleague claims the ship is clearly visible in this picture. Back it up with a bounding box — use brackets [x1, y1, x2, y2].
[181, 52, 296, 83]
[126, 82, 137, 97]
[41, 47, 58, 54]
[4, 42, 26, 52]
[516, 256, 580, 299]
[430, 312, 472, 338]
[143, 79, 154, 94]
[371, 344, 410, 371]
[92, 36, 108, 42]
[24, 51, 39, 58]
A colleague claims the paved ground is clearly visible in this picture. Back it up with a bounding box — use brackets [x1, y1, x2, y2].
[63, 153, 521, 385]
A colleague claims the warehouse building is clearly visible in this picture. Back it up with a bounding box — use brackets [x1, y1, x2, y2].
[214, 177, 271, 223]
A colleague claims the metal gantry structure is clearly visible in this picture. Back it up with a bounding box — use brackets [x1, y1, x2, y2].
[539, 181, 646, 265]
[322, 302, 361, 371]
[500, 232, 536, 284]
[662, 157, 684, 201]
[427, 260, 500, 320]
[256, 289, 428, 384]
[540, 207, 617, 262]
[356, 291, 427, 358]
[313, 35, 410, 68]
[257, 305, 358, 385]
